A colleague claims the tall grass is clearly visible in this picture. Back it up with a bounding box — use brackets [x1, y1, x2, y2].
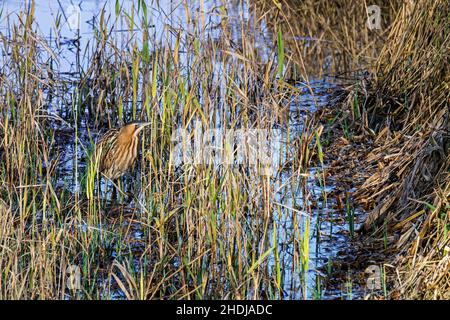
[2, 0, 439, 300]
[0, 0, 332, 299]
[252, 0, 401, 78]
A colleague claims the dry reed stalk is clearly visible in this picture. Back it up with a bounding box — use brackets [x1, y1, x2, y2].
[324, 0, 449, 299]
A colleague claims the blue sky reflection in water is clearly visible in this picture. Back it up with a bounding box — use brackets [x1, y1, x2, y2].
[0, 0, 363, 299]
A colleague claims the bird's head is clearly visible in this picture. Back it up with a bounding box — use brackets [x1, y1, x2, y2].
[117, 121, 151, 145]
[121, 121, 152, 137]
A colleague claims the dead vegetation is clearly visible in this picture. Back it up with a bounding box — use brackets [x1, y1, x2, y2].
[0, 0, 447, 299]
[320, 0, 449, 299]
[252, 0, 401, 78]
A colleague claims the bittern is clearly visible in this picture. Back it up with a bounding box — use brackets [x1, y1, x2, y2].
[94, 121, 151, 183]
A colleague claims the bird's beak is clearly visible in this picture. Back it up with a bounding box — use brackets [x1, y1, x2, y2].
[135, 122, 151, 134]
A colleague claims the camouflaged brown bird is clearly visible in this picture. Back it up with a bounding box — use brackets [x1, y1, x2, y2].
[94, 121, 151, 180]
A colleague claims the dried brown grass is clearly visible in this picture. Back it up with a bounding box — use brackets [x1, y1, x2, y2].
[251, 0, 401, 78]
[332, 0, 449, 299]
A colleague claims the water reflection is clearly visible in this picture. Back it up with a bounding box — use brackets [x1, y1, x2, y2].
[0, 0, 362, 299]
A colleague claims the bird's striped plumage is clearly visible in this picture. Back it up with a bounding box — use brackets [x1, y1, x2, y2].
[94, 122, 150, 180]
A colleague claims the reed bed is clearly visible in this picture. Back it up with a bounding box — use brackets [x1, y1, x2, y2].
[0, 0, 445, 300]
[320, 0, 449, 299]
[251, 0, 401, 78]
[0, 0, 330, 299]
[361, 0, 449, 299]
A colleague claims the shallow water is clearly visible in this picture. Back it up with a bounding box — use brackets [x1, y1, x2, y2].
[0, 0, 365, 299]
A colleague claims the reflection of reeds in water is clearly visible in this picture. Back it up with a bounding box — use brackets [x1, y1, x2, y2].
[0, 0, 327, 299]
[1, 0, 444, 300]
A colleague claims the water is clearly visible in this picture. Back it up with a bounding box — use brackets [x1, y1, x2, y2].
[0, 0, 365, 299]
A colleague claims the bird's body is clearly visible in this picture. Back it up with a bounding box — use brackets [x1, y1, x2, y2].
[94, 122, 150, 180]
